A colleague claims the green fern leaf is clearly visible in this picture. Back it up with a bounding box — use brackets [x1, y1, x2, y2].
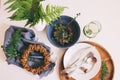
[4, 0, 66, 27]
[4, 0, 15, 5]
[49, 14, 55, 20]
[43, 16, 51, 24]
[20, 1, 32, 9]
[45, 5, 66, 22]
[6, 1, 20, 12]
[46, 4, 50, 14]
[40, 4, 45, 15]
[10, 8, 29, 20]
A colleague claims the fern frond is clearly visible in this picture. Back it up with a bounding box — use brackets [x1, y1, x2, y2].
[4, 0, 66, 27]
[44, 5, 66, 24]
[4, 0, 15, 5]
[6, 1, 20, 12]
[9, 8, 29, 20]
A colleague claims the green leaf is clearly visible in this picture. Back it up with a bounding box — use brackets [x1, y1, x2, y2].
[4, 0, 66, 27]
[49, 14, 55, 20]
[4, 0, 15, 5]
[101, 61, 108, 80]
[9, 8, 28, 20]
[20, 1, 32, 9]
[6, 1, 20, 12]
[40, 4, 45, 15]
[5, 29, 22, 59]
[46, 4, 50, 14]
[44, 16, 51, 24]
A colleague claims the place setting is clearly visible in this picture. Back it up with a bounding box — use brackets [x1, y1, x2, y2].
[59, 41, 114, 80]
[1, 15, 114, 80]
[0, 0, 115, 80]
[1, 13, 114, 80]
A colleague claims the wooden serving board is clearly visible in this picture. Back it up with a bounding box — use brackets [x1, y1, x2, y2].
[58, 41, 114, 80]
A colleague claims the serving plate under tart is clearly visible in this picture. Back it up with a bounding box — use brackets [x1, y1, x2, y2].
[58, 41, 114, 80]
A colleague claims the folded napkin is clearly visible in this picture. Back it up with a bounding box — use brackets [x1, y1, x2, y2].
[2, 26, 55, 78]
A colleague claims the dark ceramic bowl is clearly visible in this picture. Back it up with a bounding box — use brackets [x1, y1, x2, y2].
[46, 15, 81, 48]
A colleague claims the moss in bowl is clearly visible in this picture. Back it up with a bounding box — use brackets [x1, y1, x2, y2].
[46, 15, 81, 48]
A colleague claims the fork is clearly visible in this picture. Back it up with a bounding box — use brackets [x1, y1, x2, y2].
[63, 51, 94, 74]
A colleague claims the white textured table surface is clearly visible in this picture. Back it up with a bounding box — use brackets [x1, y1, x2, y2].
[0, 0, 120, 80]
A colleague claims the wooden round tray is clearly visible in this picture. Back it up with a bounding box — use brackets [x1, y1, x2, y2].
[58, 41, 114, 80]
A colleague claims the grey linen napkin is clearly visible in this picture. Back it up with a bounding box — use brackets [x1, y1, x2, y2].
[2, 26, 55, 77]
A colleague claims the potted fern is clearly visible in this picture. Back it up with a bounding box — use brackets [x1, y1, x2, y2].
[4, 0, 66, 30]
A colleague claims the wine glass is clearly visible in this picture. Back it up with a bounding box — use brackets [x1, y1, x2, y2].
[83, 21, 102, 38]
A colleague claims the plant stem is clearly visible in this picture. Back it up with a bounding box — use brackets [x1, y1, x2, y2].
[66, 13, 81, 26]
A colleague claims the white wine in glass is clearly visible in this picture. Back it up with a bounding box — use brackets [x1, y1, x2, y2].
[83, 21, 101, 38]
